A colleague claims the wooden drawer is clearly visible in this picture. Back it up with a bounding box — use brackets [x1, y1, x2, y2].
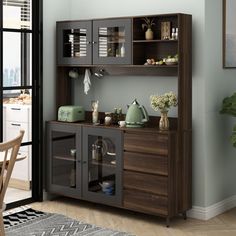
[123, 189, 168, 216]
[124, 151, 168, 176]
[124, 132, 168, 155]
[124, 171, 168, 196]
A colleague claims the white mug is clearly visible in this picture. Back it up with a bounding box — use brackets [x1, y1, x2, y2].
[105, 116, 112, 125]
[118, 120, 126, 127]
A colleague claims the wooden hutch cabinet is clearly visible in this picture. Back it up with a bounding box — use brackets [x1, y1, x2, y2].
[48, 13, 192, 226]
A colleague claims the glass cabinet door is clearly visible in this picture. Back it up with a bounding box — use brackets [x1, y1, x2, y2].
[93, 19, 131, 65]
[57, 21, 92, 65]
[83, 127, 122, 206]
[47, 123, 81, 197]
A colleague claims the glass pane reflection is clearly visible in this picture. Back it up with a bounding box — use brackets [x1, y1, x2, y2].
[99, 27, 125, 58]
[3, 32, 32, 87]
[3, 89, 32, 143]
[3, 0, 32, 29]
[63, 29, 87, 58]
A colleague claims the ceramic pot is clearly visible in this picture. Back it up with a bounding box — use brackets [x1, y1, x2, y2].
[145, 28, 154, 40]
[159, 111, 169, 130]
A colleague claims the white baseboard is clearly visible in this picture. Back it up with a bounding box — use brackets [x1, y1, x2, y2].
[187, 195, 236, 220]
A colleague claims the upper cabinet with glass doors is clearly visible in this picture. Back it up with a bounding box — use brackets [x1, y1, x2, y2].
[57, 19, 132, 65]
[57, 21, 92, 65]
[92, 19, 131, 65]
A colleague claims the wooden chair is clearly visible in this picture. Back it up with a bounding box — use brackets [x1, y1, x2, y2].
[0, 130, 24, 236]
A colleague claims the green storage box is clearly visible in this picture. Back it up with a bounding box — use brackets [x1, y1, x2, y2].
[58, 105, 85, 122]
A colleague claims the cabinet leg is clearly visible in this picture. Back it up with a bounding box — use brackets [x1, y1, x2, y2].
[166, 217, 170, 227]
[183, 211, 187, 220]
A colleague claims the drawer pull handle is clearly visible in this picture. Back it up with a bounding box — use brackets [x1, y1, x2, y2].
[11, 108, 21, 111]
[11, 123, 21, 127]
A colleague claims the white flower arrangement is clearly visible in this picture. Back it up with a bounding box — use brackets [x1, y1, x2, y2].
[150, 91, 178, 112]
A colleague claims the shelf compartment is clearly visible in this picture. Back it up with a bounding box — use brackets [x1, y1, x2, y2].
[133, 41, 178, 65]
[53, 155, 76, 162]
[133, 39, 178, 43]
[91, 158, 116, 168]
[133, 15, 178, 41]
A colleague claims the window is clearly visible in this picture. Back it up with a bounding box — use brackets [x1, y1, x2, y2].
[3, 0, 31, 29]
[1, 0, 43, 204]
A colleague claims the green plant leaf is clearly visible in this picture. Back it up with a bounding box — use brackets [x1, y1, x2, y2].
[230, 133, 236, 147]
[220, 93, 236, 117]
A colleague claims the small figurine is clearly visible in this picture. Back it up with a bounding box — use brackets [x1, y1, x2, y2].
[91, 100, 99, 124]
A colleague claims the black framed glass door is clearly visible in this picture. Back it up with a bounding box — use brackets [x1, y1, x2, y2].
[0, 0, 42, 206]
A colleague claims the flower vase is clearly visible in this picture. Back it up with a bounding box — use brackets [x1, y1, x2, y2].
[145, 28, 153, 40]
[159, 111, 169, 130]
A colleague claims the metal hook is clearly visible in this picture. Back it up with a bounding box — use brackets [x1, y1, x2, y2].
[94, 69, 105, 78]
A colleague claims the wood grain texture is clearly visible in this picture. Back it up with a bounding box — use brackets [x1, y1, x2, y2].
[124, 151, 168, 176]
[123, 189, 168, 216]
[124, 131, 168, 155]
[56, 67, 72, 110]
[123, 171, 168, 196]
[177, 14, 192, 213]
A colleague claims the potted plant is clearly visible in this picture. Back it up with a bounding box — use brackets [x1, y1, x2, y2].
[150, 91, 178, 130]
[142, 17, 155, 40]
[220, 92, 236, 147]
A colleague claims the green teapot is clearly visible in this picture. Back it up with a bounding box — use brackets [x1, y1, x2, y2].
[125, 99, 149, 128]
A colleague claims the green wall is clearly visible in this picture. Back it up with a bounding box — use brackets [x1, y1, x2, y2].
[43, 0, 236, 208]
[204, 0, 236, 206]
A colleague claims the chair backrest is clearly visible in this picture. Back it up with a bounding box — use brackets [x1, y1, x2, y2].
[0, 130, 24, 206]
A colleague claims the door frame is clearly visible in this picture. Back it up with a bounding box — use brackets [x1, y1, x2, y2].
[0, 0, 43, 208]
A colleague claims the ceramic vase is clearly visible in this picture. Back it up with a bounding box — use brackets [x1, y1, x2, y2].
[159, 111, 169, 130]
[145, 28, 154, 40]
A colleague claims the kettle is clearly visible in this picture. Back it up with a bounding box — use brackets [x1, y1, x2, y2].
[125, 99, 149, 127]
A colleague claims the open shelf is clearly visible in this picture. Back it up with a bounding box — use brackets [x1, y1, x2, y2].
[133, 39, 178, 43]
[91, 158, 116, 168]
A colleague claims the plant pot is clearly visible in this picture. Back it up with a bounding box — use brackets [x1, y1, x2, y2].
[145, 28, 154, 40]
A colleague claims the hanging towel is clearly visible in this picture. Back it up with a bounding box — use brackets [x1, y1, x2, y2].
[83, 69, 91, 95]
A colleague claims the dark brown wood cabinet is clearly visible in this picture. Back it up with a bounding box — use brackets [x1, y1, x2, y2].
[123, 129, 178, 222]
[49, 12, 192, 226]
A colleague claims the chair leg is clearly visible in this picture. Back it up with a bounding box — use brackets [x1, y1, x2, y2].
[0, 212, 5, 236]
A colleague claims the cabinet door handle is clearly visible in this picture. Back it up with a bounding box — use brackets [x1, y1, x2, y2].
[78, 160, 81, 163]
[11, 108, 21, 111]
[82, 161, 87, 164]
[92, 41, 97, 44]
[11, 123, 21, 127]
[87, 41, 91, 45]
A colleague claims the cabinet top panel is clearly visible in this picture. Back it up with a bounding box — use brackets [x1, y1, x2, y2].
[56, 13, 191, 24]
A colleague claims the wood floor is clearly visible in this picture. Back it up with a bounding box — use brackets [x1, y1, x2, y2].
[30, 197, 236, 236]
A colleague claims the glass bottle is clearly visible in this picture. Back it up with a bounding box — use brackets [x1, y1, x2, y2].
[92, 144, 96, 160]
[171, 28, 175, 40]
[120, 43, 125, 57]
[112, 108, 118, 124]
[117, 108, 123, 121]
[96, 145, 102, 161]
[175, 28, 178, 40]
